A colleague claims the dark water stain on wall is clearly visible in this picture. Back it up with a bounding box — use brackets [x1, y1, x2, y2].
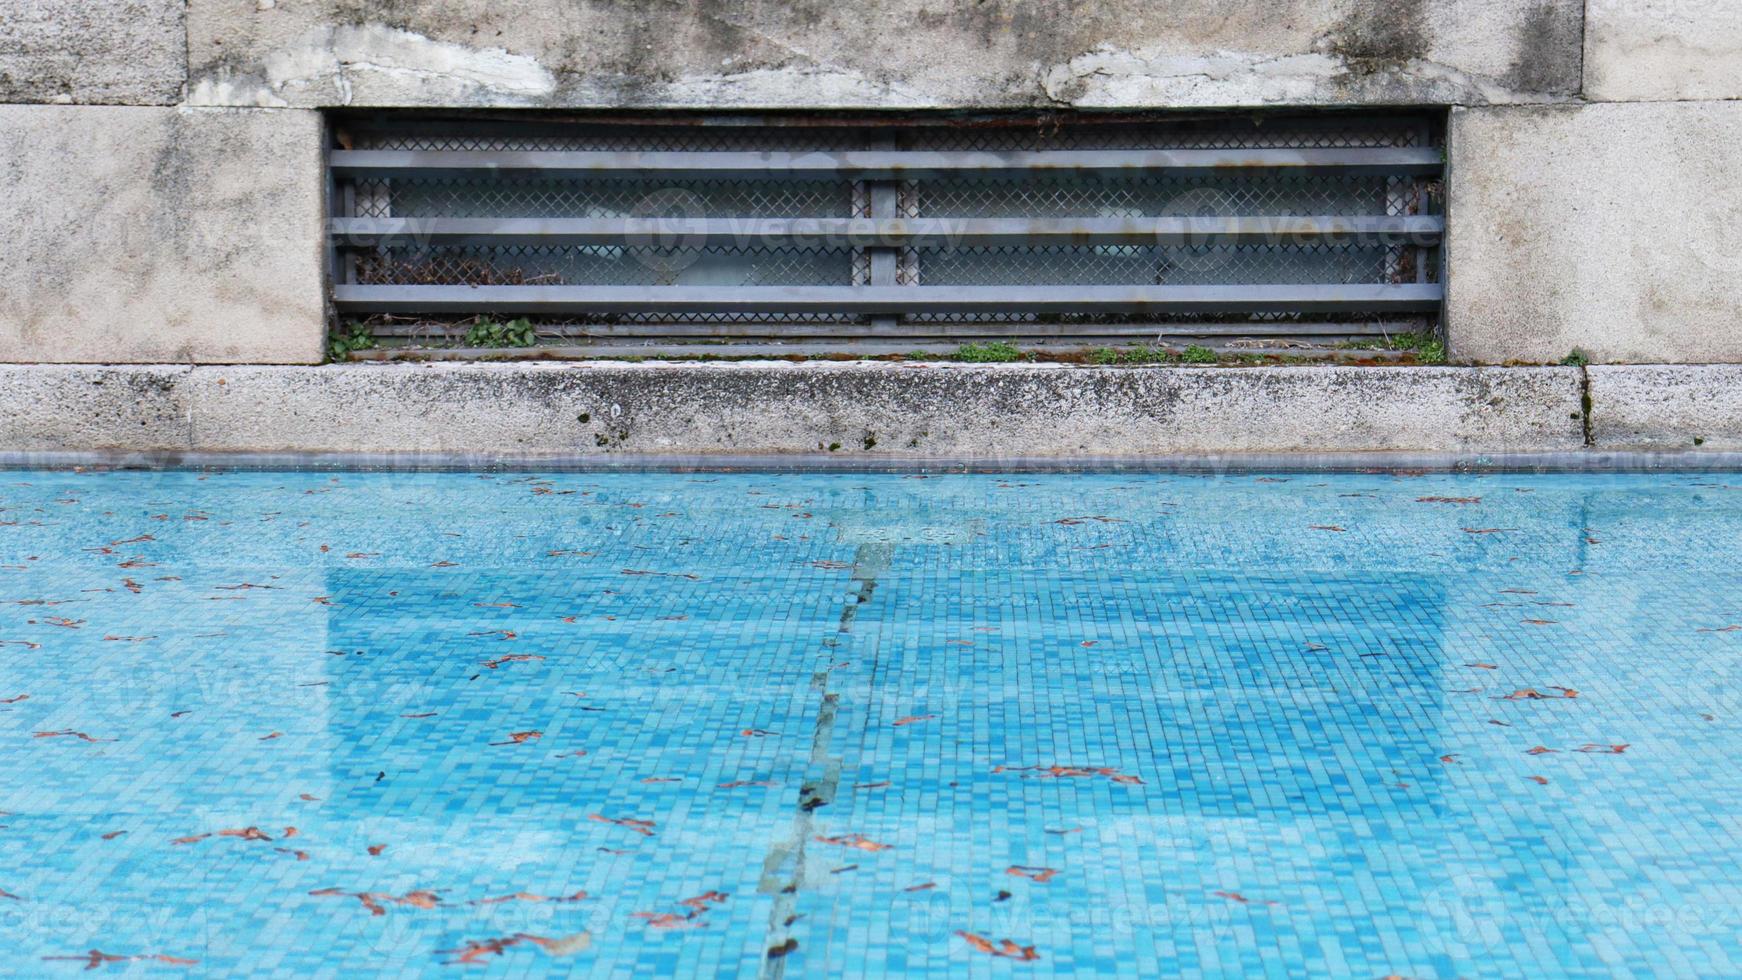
[1503, 0, 1584, 95]
[1325, 0, 1432, 75]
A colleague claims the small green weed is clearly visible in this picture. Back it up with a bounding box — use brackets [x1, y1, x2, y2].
[326, 322, 377, 361]
[1560, 349, 1591, 367]
[1180, 345, 1219, 364]
[464, 317, 538, 348]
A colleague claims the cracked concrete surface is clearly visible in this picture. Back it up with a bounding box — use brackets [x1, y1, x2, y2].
[1585, 0, 1742, 102]
[180, 0, 1583, 109]
[0, 0, 186, 105]
[0, 362, 1588, 456]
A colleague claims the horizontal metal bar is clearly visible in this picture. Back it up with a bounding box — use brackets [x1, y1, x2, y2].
[352, 341, 1412, 362]
[334, 284, 1444, 315]
[330, 147, 1443, 178]
[331, 215, 1444, 247]
[368, 319, 1410, 340]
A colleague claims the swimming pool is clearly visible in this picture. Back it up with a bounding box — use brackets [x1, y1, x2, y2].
[2, 468, 1739, 977]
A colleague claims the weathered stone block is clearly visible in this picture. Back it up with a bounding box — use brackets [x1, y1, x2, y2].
[1585, 0, 1742, 102]
[0, 365, 192, 452]
[178, 362, 1584, 456]
[1447, 102, 1742, 365]
[0, 0, 186, 105]
[0, 106, 327, 365]
[1589, 366, 1742, 452]
[185, 0, 1582, 109]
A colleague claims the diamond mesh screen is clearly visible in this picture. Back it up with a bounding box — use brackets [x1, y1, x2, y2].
[331, 112, 1444, 346]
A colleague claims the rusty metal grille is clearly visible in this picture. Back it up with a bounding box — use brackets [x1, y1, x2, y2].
[329, 112, 1444, 347]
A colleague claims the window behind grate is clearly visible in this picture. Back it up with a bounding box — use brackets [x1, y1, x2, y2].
[328, 112, 1443, 350]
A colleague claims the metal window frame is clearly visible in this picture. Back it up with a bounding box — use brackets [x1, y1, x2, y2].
[328, 112, 1446, 343]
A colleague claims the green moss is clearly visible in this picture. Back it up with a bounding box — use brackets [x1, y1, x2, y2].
[1560, 349, 1591, 367]
[1091, 346, 1185, 365]
[1180, 345, 1219, 364]
[953, 341, 1025, 363]
[1341, 331, 1447, 364]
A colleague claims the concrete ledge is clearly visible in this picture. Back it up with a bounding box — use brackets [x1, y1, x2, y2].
[0, 366, 191, 452]
[2, 362, 1584, 457]
[1590, 365, 1742, 452]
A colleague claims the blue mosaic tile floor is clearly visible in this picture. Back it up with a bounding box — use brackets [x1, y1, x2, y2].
[3, 469, 1742, 977]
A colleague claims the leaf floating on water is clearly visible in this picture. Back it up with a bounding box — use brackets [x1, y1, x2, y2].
[310, 887, 441, 916]
[42, 950, 196, 970]
[1525, 746, 1558, 756]
[468, 891, 588, 906]
[621, 569, 701, 581]
[438, 934, 554, 964]
[955, 931, 1040, 961]
[1697, 625, 1742, 633]
[1464, 663, 1499, 670]
[814, 834, 892, 853]
[1006, 866, 1059, 883]
[1418, 496, 1481, 504]
[1462, 528, 1516, 535]
[1213, 890, 1279, 906]
[481, 654, 544, 670]
[635, 891, 728, 930]
[1309, 525, 1347, 532]
[490, 730, 542, 746]
[767, 938, 799, 959]
[1527, 775, 1549, 785]
[32, 730, 112, 743]
[1576, 743, 1629, 754]
[994, 764, 1143, 786]
[589, 814, 656, 837]
[892, 715, 936, 727]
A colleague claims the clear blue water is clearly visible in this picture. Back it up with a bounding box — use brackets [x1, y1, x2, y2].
[2, 469, 1741, 978]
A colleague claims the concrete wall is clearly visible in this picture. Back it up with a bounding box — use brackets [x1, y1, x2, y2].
[0, 0, 186, 105]
[0, 105, 326, 364]
[0, 0, 1739, 375]
[1447, 102, 1742, 365]
[1585, 0, 1742, 103]
[181, 0, 1583, 110]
